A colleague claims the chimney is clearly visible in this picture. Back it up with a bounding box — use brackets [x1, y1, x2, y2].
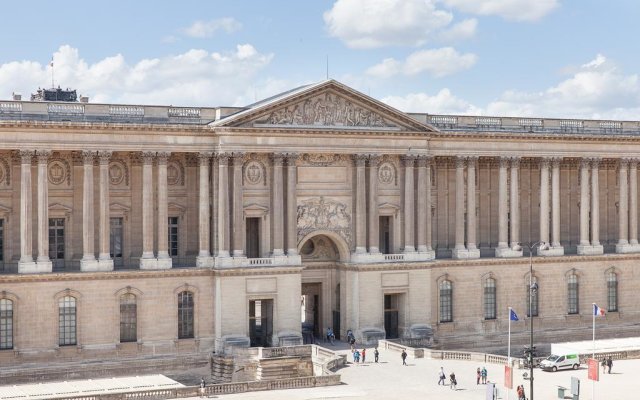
[12, 92, 22, 101]
[80, 95, 89, 103]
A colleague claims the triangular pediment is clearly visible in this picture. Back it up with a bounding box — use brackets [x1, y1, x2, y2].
[212, 80, 436, 132]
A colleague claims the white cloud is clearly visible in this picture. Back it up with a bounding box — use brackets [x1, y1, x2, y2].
[382, 88, 482, 114]
[324, 0, 453, 48]
[437, 18, 477, 42]
[486, 55, 640, 119]
[183, 18, 242, 38]
[0, 44, 276, 106]
[366, 47, 477, 78]
[441, 0, 559, 22]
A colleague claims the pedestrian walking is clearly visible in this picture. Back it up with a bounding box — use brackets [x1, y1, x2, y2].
[438, 367, 446, 385]
[517, 385, 525, 400]
[401, 349, 407, 366]
[199, 377, 206, 398]
[476, 367, 481, 384]
[481, 366, 487, 384]
[354, 349, 360, 363]
[326, 327, 335, 345]
[374, 347, 379, 363]
[601, 358, 607, 373]
[449, 372, 457, 390]
[607, 356, 613, 374]
[361, 348, 366, 363]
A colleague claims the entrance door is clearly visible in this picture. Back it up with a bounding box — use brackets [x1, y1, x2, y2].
[249, 299, 273, 347]
[384, 294, 399, 339]
[49, 218, 65, 271]
[301, 283, 321, 344]
[246, 217, 260, 258]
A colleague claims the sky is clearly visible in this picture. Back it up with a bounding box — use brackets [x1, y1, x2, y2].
[2, 0, 640, 119]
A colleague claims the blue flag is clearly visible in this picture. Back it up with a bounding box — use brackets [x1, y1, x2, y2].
[509, 309, 519, 321]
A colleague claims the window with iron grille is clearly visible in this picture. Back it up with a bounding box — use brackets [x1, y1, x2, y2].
[567, 274, 579, 314]
[120, 294, 137, 343]
[484, 278, 496, 320]
[439, 280, 453, 323]
[607, 272, 618, 312]
[0, 219, 4, 262]
[59, 296, 77, 346]
[0, 299, 13, 350]
[178, 291, 194, 339]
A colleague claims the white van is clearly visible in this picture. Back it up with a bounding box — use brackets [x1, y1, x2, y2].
[540, 354, 580, 371]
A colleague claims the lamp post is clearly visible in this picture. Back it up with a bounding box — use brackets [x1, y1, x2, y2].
[521, 241, 548, 400]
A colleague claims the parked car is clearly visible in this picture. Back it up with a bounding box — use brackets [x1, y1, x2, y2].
[540, 354, 580, 371]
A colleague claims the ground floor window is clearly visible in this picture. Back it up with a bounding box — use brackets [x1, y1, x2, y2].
[120, 294, 137, 343]
[178, 291, 194, 339]
[439, 280, 453, 323]
[0, 299, 13, 350]
[58, 296, 77, 346]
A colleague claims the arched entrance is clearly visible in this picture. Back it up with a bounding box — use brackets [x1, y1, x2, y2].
[298, 232, 347, 344]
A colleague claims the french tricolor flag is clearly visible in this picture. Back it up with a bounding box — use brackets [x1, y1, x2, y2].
[593, 304, 606, 317]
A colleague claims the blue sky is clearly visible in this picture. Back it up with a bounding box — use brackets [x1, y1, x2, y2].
[2, 0, 640, 119]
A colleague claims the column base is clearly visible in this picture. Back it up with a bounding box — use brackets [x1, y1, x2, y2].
[139, 258, 158, 270]
[577, 244, 604, 255]
[272, 249, 285, 256]
[215, 256, 233, 268]
[196, 256, 214, 268]
[287, 248, 299, 256]
[495, 247, 523, 258]
[452, 248, 480, 259]
[19, 260, 51, 274]
[403, 246, 416, 253]
[80, 259, 113, 272]
[539, 246, 565, 257]
[615, 243, 640, 254]
[156, 258, 172, 269]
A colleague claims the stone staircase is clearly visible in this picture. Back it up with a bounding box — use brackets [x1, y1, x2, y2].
[256, 356, 311, 381]
[210, 354, 235, 383]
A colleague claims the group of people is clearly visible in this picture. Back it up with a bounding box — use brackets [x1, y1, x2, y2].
[437, 367, 458, 390]
[601, 356, 613, 374]
[516, 384, 526, 400]
[476, 366, 488, 384]
[342, 329, 380, 364]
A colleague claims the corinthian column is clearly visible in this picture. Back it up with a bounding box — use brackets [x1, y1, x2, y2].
[197, 152, 213, 267]
[217, 154, 231, 258]
[509, 157, 520, 249]
[496, 157, 509, 251]
[453, 157, 466, 252]
[354, 154, 367, 254]
[617, 158, 629, 252]
[81, 151, 96, 268]
[18, 150, 36, 273]
[140, 152, 156, 267]
[232, 153, 245, 257]
[36, 151, 52, 272]
[630, 159, 639, 246]
[466, 157, 478, 251]
[551, 158, 563, 253]
[591, 158, 601, 248]
[539, 158, 551, 244]
[425, 157, 433, 251]
[416, 156, 428, 253]
[97, 151, 113, 271]
[272, 153, 285, 256]
[403, 155, 416, 253]
[156, 152, 171, 269]
[578, 158, 591, 247]
[286, 153, 299, 256]
[368, 155, 380, 254]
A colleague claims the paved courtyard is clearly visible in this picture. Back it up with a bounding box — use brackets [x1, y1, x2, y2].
[203, 346, 633, 400]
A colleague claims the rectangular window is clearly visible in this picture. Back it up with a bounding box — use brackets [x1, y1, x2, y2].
[178, 291, 194, 339]
[0, 299, 13, 350]
[49, 218, 65, 271]
[110, 217, 123, 259]
[607, 273, 618, 312]
[168, 217, 179, 257]
[484, 279, 496, 320]
[568, 276, 579, 315]
[379, 216, 391, 254]
[0, 219, 4, 262]
[245, 217, 260, 258]
[58, 296, 77, 346]
[439, 281, 453, 323]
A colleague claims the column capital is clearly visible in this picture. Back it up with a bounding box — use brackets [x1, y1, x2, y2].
[455, 156, 466, 169]
[353, 154, 368, 167]
[591, 157, 601, 168]
[510, 156, 521, 167]
[141, 151, 155, 165]
[630, 158, 639, 168]
[620, 158, 631, 168]
[550, 157, 562, 168]
[368, 154, 382, 166]
[196, 152, 212, 166]
[19, 150, 33, 164]
[231, 152, 245, 166]
[466, 156, 478, 166]
[402, 154, 417, 165]
[416, 157, 427, 168]
[81, 150, 95, 164]
[580, 158, 591, 169]
[540, 157, 552, 168]
[271, 153, 286, 166]
[36, 150, 52, 163]
[498, 156, 510, 168]
[284, 153, 299, 164]
[157, 151, 171, 165]
[217, 152, 231, 164]
[98, 151, 112, 165]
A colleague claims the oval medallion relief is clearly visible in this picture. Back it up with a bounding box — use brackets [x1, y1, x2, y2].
[48, 160, 67, 185]
[378, 162, 395, 185]
[109, 162, 125, 185]
[167, 161, 181, 186]
[244, 161, 263, 185]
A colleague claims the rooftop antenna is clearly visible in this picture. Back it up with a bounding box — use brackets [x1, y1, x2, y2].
[49, 57, 54, 88]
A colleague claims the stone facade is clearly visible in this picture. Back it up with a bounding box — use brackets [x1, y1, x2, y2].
[0, 80, 639, 366]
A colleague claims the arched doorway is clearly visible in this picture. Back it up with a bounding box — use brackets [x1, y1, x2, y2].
[299, 233, 345, 344]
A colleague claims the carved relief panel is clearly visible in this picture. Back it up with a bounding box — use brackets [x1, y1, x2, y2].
[0, 156, 10, 188]
[243, 154, 267, 187]
[109, 158, 130, 188]
[297, 196, 352, 246]
[48, 153, 72, 186]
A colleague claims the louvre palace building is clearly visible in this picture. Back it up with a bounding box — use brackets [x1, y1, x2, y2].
[0, 80, 638, 366]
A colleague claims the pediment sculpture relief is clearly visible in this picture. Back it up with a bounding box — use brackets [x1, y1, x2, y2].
[256, 92, 393, 128]
[297, 196, 351, 245]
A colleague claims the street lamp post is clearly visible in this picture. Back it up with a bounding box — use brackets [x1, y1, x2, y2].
[522, 241, 547, 400]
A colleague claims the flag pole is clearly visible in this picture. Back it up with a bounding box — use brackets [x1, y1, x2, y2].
[592, 303, 596, 400]
[508, 306, 512, 400]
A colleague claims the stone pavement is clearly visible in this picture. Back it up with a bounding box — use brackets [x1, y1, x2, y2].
[186, 345, 634, 400]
